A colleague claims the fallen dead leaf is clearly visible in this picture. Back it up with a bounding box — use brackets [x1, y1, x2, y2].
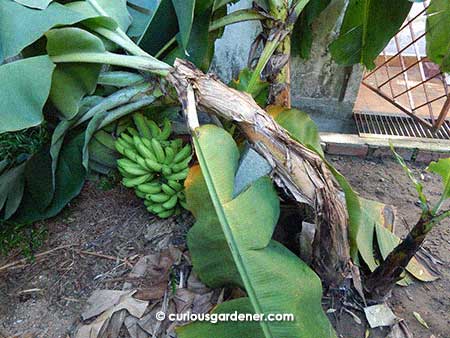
[76, 290, 148, 338]
[413, 311, 429, 329]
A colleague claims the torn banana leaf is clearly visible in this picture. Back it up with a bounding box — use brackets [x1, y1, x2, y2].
[180, 125, 335, 338]
[267, 106, 323, 156]
[355, 199, 412, 285]
[357, 198, 394, 272]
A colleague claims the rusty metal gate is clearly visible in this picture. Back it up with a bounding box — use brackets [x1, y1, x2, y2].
[360, 1, 449, 133]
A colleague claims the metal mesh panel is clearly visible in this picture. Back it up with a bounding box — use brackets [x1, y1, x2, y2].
[361, 1, 449, 132]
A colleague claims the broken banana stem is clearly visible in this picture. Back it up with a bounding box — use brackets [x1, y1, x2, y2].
[168, 58, 351, 286]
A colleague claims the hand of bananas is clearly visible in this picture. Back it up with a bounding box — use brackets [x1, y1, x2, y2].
[115, 113, 192, 218]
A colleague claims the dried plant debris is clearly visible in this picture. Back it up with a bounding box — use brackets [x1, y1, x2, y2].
[76, 290, 149, 338]
[386, 321, 413, 338]
[412, 311, 429, 329]
[75, 247, 221, 338]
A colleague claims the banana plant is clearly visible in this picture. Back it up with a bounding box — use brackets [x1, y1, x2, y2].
[366, 150, 450, 298]
[0, 0, 447, 317]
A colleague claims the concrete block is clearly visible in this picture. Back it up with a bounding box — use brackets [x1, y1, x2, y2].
[326, 143, 368, 157]
[415, 150, 441, 163]
[370, 146, 414, 161]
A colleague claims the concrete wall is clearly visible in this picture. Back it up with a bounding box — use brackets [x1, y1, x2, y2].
[212, 0, 363, 133]
[290, 0, 362, 133]
[211, 0, 262, 84]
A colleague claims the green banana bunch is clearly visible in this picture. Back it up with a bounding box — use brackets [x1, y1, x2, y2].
[115, 113, 192, 218]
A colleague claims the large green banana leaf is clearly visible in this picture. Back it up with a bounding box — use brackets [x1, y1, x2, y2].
[179, 125, 335, 338]
[428, 158, 450, 207]
[12, 133, 86, 223]
[0, 0, 87, 62]
[0, 56, 55, 134]
[426, 0, 450, 72]
[329, 0, 412, 69]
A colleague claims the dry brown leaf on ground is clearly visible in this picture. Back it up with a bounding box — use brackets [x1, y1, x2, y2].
[386, 320, 413, 338]
[124, 247, 183, 290]
[128, 273, 219, 337]
[75, 290, 148, 338]
[74, 247, 220, 338]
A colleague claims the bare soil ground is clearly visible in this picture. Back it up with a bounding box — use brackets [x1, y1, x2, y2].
[0, 156, 449, 338]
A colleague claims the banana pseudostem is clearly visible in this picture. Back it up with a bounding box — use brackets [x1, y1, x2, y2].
[168, 58, 351, 286]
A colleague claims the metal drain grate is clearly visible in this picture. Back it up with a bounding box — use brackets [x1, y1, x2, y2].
[354, 112, 450, 140]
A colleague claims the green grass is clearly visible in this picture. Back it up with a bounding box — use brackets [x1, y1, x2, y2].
[0, 124, 48, 167]
[1, 125, 49, 257]
[0, 221, 47, 258]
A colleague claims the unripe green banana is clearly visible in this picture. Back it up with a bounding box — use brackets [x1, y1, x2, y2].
[145, 158, 162, 172]
[137, 183, 162, 194]
[149, 193, 171, 203]
[146, 119, 161, 138]
[117, 159, 149, 176]
[162, 195, 177, 210]
[150, 204, 166, 214]
[161, 183, 176, 195]
[118, 166, 135, 178]
[151, 138, 165, 163]
[179, 200, 188, 210]
[157, 209, 174, 218]
[173, 144, 191, 163]
[144, 200, 153, 207]
[159, 118, 171, 141]
[115, 142, 126, 156]
[162, 165, 172, 176]
[163, 146, 175, 165]
[127, 127, 139, 137]
[172, 156, 192, 173]
[141, 138, 152, 149]
[115, 117, 189, 219]
[133, 135, 157, 162]
[135, 190, 147, 199]
[116, 139, 133, 155]
[117, 158, 144, 169]
[122, 173, 152, 188]
[171, 139, 183, 152]
[165, 168, 189, 181]
[168, 180, 183, 191]
[146, 205, 161, 214]
[123, 148, 140, 162]
[177, 191, 186, 200]
[120, 133, 134, 147]
[133, 113, 152, 139]
[135, 156, 150, 171]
